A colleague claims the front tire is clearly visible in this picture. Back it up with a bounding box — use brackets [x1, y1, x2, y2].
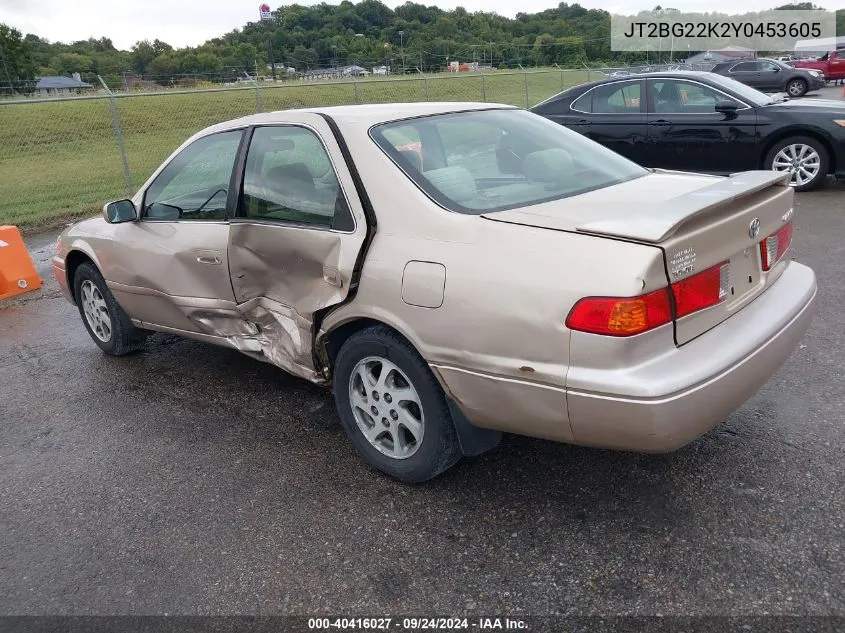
[786, 78, 808, 97]
[332, 326, 462, 483]
[73, 262, 146, 355]
[765, 136, 828, 192]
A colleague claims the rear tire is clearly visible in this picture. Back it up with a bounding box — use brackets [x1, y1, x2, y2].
[73, 262, 146, 356]
[332, 326, 462, 483]
[786, 78, 808, 97]
[765, 136, 828, 192]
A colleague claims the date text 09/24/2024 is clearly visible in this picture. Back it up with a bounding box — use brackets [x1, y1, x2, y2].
[307, 617, 529, 630]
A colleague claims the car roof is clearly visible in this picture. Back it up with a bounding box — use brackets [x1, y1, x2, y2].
[586, 70, 715, 84]
[531, 70, 748, 110]
[203, 102, 516, 134]
[533, 71, 719, 106]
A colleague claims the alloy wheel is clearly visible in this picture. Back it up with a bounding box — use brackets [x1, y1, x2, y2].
[348, 356, 425, 459]
[80, 279, 112, 342]
[786, 80, 806, 97]
[771, 144, 821, 188]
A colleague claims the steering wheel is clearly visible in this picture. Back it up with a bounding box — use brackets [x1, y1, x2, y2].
[194, 188, 227, 215]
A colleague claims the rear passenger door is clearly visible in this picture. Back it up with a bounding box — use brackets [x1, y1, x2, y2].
[567, 79, 649, 164]
[226, 116, 368, 379]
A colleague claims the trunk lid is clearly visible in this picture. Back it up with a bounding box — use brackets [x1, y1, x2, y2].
[483, 170, 794, 345]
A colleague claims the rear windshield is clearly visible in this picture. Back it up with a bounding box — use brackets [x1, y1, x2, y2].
[369, 109, 647, 215]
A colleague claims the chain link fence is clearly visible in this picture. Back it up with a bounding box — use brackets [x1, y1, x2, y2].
[0, 66, 688, 231]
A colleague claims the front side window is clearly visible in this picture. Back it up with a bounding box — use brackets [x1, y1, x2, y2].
[371, 109, 647, 215]
[706, 73, 771, 105]
[240, 126, 353, 230]
[143, 130, 242, 221]
[572, 81, 641, 114]
[651, 80, 741, 113]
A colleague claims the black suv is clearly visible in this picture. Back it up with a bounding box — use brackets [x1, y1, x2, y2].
[710, 57, 825, 97]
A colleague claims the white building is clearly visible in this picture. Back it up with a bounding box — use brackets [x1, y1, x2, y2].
[794, 37, 845, 54]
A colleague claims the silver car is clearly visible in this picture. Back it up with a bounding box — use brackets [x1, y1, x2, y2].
[53, 103, 817, 482]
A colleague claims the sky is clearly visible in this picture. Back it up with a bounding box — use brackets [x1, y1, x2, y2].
[1, 0, 843, 50]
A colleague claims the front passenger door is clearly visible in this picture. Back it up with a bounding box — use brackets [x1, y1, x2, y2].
[646, 78, 757, 173]
[106, 130, 244, 332]
[756, 60, 783, 90]
[226, 118, 368, 380]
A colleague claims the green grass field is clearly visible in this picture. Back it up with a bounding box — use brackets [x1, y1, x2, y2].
[0, 69, 590, 233]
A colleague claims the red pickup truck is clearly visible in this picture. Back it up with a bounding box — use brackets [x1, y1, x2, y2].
[793, 49, 845, 81]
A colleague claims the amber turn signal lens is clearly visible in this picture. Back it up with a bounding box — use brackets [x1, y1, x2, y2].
[566, 289, 672, 337]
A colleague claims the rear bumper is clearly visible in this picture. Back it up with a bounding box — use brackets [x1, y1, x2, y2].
[566, 262, 817, 451]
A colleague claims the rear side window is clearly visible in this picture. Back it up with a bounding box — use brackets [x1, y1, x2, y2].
[240, 126, 353, 230]
[572, 81, 641, 114]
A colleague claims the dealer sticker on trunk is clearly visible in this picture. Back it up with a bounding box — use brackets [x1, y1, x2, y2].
[669, 247, 697, 279]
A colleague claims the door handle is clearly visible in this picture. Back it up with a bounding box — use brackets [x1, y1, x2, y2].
[196, 255, 222, 265]
[649, 119, 670, 126]
[575, 119, 592, 126]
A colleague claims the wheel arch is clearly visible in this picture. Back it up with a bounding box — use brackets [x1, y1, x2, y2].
[320, 316, 422, 375]
[786, 75, 808, 90]
[64, 249, 96, 304]
[319, 315, 501, 457]
[759, 128, 837, 175]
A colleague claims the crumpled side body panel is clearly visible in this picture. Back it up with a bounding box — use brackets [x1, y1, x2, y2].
[218, 216, 364, 382]
[185, 297, 319, 381]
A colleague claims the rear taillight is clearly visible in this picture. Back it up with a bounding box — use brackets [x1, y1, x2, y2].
[567, 262, 730, 337]
[565, 289, 672, 337]
[671, 261, 730, 318]
[760, 221, 793, 271]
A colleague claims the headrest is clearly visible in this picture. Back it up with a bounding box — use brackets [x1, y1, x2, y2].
[523, 148, 574, 183]
[266, 162, 313, 182]
[398, 149, 423, 172]
[424, 166, 477, 203]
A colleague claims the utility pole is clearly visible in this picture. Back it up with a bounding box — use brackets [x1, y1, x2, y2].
[259, 3, 276, 80]
[0, 55, 15, 95]
[267, 36, 277, 80]
[399, 31, 404, 74]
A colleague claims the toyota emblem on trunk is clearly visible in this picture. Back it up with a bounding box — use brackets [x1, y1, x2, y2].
[749, 218, 761, 239]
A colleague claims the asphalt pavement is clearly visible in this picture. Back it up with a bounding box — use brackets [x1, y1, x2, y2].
[1, 182, 844, 617]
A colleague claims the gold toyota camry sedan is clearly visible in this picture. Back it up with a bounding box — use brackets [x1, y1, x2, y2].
[53, 102, 817, 482]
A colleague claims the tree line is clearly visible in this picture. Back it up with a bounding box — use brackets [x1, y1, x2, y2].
[2, 1, 844, 92]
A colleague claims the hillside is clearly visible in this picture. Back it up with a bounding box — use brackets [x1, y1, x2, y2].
[4, 1, 845, 90]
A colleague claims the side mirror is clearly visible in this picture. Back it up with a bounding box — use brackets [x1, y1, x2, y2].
[715, 100, 739, 117]
[104, 199, 137, 224]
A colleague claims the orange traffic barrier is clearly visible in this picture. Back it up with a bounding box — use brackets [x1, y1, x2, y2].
[0, 225, 42, 300]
